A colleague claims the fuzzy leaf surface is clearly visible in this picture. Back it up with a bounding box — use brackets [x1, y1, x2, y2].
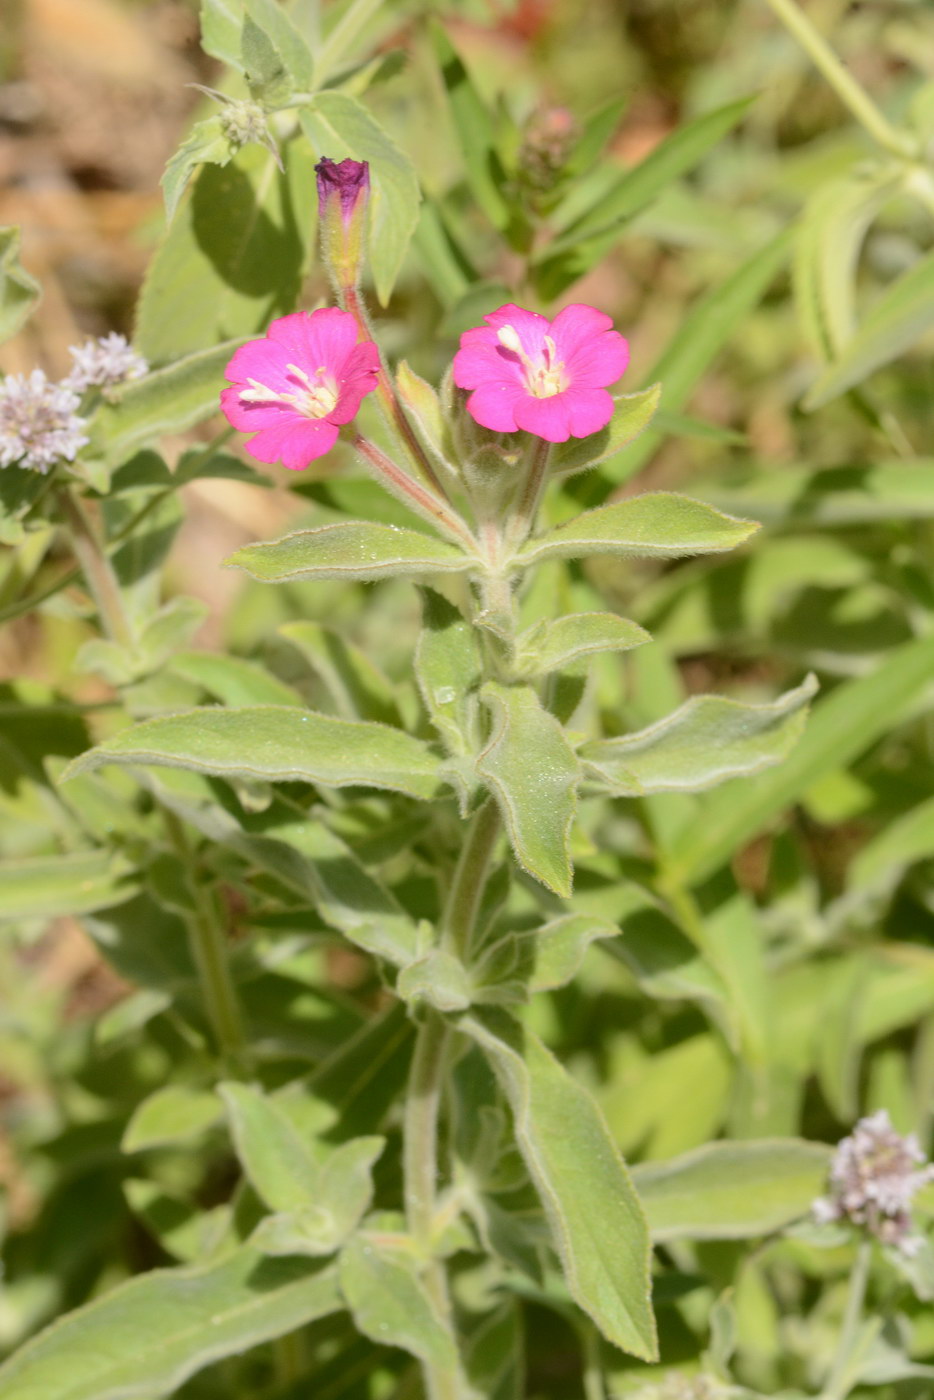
[63, 706, 443, 800]
[463, 1009, 657, 1361]
[0, 851, 137, 920]
[0, 1248, 341, 1400]
[517, 613, 649, 677]
[581, 675, 817, 795]
[477, 682, 580, 897]
[339, 1232, 461, 1374]
[515, 493, 756, 567]
[415, 587, 482, 758]
[227, 521, 473, 583]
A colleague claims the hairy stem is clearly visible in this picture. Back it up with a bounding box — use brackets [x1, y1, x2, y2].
[764, 0, 915, 158]
[164, 809, 248, 1073]
[352, 434, 477, 551]
[341, 282, 453, 503]
[442, 798, 501, 962]
[504, 437, 552, 551]
[57, 488, 134, 647]
[821, 1238, 872, 1400]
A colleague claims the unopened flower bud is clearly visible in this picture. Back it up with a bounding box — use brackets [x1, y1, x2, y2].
[518, 104, 579, 193]
[315, 157, 370, 290]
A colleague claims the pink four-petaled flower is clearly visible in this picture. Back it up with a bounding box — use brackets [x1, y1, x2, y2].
[452, 302, 629, 443]
[220, 308, 380, 471]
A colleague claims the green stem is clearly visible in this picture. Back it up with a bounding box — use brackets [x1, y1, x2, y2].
[56, 488, 134, 647]
[352, 434, 477, 551]
[442, 798, 501, 962]
[764, 0, 915, 158]
[822, 1238, 872, 1400]
[341, 283, 454, 505]
[402, 1011, 460, 1400]
[580, 1323, 606, 1400]
[164, 809, 248, 1073]
[504, 437, 552, 550]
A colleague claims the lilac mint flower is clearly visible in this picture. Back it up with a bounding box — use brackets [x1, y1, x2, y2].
[65, 333, 148, 393]
[813, 1109, 934, 1254]
[0, 370, 88, 473]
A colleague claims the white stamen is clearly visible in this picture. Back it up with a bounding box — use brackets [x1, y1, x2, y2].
[240, 377, 285, 404]
[496, 324, 525, 356]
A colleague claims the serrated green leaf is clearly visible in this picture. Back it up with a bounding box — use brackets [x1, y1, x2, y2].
[632, 1139, 832, 1240]
[299, 91, 420, 306]
[550, 386, 661, 478]
[136, 139, 315, 364]
[516, 612, 649, 677]
[463, 1008, 657, 1361]
[516, 493, 757, 568]
[477, 682, 580, 897]
[122, 1085, 223, 1153]
[162, 115, 234, 223]
[0, 850, 137, 921]
[339, 1231, 462, 1376]
[63, 706, 443, 800]
[581, 675, 817, 795]
[0, 1247, 341, 1400]
[0, 226, 41, 344]
[805, 246, 934, 406]
[88, 340, 240, 466]
[670, 633, 934, 883]
[227, 520, 473, 583]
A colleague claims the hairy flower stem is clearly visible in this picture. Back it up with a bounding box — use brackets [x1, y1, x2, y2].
[821, 1238, 872, 1400]
[163, 809, 248, 1074]
[341, 282, 453, 503]
[442, 798, 501, 962]
[352, 434, 477, 551]
[764, 0, 915, 158]
[505, 437, 552, 550]
[57, 488, 134, 649]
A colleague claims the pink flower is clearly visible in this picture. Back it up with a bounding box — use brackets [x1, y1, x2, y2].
[220, 308, 380, 471]
[452, 302, 629, 443]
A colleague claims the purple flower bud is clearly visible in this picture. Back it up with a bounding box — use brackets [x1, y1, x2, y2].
[315, 157, 370, 227]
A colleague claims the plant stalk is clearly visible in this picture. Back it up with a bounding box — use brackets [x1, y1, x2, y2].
[442, 798, 501, 962]
[352, 434, 477, 551]
[504, 437, 552, 550]
[764, 0, 915, 158]
[56, 488, 134, 648]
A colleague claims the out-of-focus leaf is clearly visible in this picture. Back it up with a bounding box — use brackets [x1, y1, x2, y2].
[632, 1139, 832, 1240]
[0, 850, 137, 921]
[339, 1232, 462, 1374]
[804, 246, 934, 406]
[581, 675, 817, 795]
[516, 493, 756, 567]
[0, 226, 41, 344]
[429, 21, 511, 232]
[244, 0, 313, 90]
[221, 1081, 325, 1212]
[299, 91, 420, 306]
[200, 0, 245, 70]
[169, 651, 304, 708]
[516, 613, 649, 677]
[123, 1085, 223, 1152]
[696, 461, 934, 527]
[162, 116, 234, 223]
[279, 620, 402, 725]
[253, 1137, 384, 1257]
[414, 587, 482, 759]
[478, 682, 580, 897]
[466, 1298, 525, 1400]
[463, 1008, 657, 1361]
[64, 706, 444, 801]
[227, 521, 474, 583]
[0, 1248, 341, 1400]
[670, 634, 934, 883]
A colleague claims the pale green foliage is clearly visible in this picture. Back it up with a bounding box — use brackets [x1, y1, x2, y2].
[228, 520, 475, 581]
[0, 226, 40, 344]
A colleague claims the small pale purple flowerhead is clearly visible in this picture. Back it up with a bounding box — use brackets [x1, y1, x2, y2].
[813, 1109, 934, 1254]
[0, 369, 88, 473]
[65, 333, 148, 393]
[315, 157, 370, 227]
[452, 302, 629, 444]
[220, 308, 380, 471]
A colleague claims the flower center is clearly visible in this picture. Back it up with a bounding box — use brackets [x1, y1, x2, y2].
[496, 324, 567, 398]
[239, 363, 339, 419]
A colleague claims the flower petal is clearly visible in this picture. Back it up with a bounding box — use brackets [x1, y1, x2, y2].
[464, 379, 527, 433]
[453, 332, 525, 391]
[565, 386, 615, 438]
[220, 385, 293, 433]
[482, 303, 551, 361]
[245, 418, 339, 470]
[224, 340, 291, 393]
[513, 392, 573, 442]
[301, 307, 361, 371]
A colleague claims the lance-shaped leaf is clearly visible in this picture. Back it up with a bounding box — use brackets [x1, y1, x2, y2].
[477, 683, 580, 898]
[514, 492, 756, 568]
[63, 706, 443, 801]
[89, 340, 242, 465]
[244, 0, 313, 90]
[462, 1009, 657, 1361]
[396, 360, 458, 476]
[299, 91, 421, 306]
[516, 613, 649, 678]
[550, 386, 661, 478]
[0, 850, 137, 921]
[221, 1082, 325, 1212]
[0, 226, 40, 343]
[474, 913, 617, 1004]
[580, 675, 817, 796]
[339, 1231, 462, 1376]
[415, 587, 482, 757]
[162, 115, 235, 223]
[227, 521, 474, 583]
[632, 1139, 832, 1241]
[0, 1247, 341, 1400]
